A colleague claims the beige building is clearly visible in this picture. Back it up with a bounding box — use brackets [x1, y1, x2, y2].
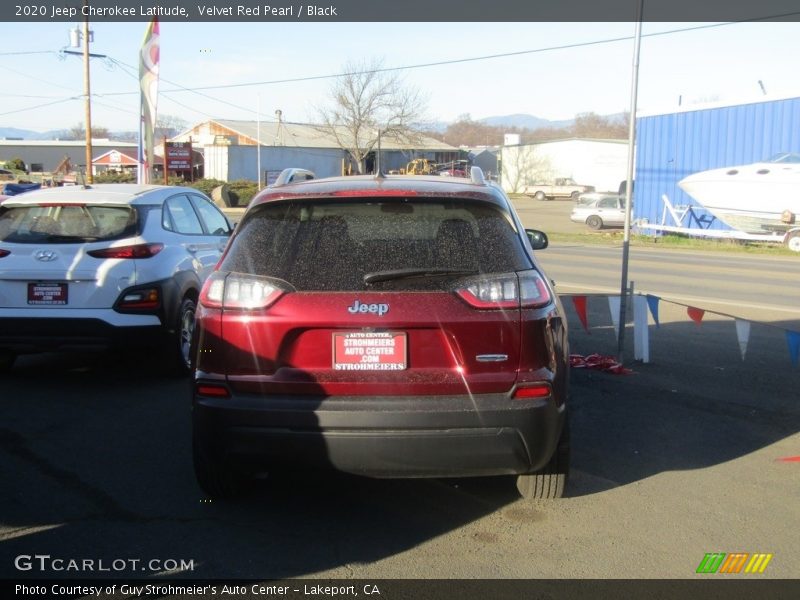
[172, 119, 460, 184]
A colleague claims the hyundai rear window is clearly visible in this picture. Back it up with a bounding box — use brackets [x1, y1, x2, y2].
[0, 205, 138, 243]
[221, 199, 533, 291]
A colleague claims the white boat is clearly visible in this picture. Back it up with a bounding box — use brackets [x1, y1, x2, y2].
[677, 152, 800, 234]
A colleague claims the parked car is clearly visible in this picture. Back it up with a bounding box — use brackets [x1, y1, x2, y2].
[191, 167, 570, 500]
[523, 178, 594, 201]
[571, 192, 629, 229]
[0, 184, 232, 372]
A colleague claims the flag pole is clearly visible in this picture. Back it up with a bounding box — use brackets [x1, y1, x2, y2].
[617, 0, 643, 359]
[138, 17, 159, 185]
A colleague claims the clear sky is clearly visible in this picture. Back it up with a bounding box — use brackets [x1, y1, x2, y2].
[1, 20, 798, 133]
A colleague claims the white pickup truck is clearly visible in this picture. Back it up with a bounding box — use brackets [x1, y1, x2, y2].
[523, 178, 595, 201]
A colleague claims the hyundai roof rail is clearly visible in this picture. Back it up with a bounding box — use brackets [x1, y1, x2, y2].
[272, 168, 316, 187]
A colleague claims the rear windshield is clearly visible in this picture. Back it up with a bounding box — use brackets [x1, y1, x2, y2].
[0, 204, 139, 243]
[221, 198, 534, 291]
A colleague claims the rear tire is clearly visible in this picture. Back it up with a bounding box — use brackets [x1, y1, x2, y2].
[163, 297, 196, 375]
[534, 191, 547, 201]
[570, 191, 581, 201]
[516, 419, 570, 500]
[586, 215, 603, 230]
[193, 437, 251, 499]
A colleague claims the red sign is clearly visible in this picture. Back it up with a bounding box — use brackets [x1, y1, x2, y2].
[165, 141, 192, 171]
[28, 282, 68, 305]
[333, 332, 407, 371]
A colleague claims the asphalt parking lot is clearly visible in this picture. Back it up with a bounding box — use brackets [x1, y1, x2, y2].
[1, 195, 797, 588]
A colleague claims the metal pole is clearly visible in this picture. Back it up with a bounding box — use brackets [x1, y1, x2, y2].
[617, 0, 643, 358]
[82, 0, 93, 184]
[256, 94, 262, 190]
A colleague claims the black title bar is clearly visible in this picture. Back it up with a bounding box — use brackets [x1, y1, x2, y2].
[3, 0, 800, 22]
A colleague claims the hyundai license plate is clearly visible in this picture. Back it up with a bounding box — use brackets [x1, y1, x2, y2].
[333, 332, 407, 371]
[28, 282, 68, 305]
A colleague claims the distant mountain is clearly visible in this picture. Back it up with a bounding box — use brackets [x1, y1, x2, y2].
[0, 127, 44, 140]
[0, 127, 138, 141]
[478, 114, 575, 130]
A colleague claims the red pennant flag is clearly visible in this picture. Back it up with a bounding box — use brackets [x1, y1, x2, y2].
[571, 295, 590, 334]
[776, 456, 800, 463]
[687, 306, 705, 326]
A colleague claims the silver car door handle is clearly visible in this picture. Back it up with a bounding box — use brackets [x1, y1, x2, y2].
[187, 244, 199, 253]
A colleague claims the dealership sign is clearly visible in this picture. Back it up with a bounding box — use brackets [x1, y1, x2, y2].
[164, 141, 192, 171]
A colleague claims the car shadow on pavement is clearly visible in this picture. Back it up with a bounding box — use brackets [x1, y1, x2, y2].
[0, 350, 523, 580]
[2, 307, 798, 579]
[562, 298, 800, 497]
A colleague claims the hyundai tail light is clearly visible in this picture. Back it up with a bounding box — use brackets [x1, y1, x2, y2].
[87, 243, 164, 259]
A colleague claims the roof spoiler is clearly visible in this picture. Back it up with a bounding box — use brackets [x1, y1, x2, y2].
[272, 168, 316, 187]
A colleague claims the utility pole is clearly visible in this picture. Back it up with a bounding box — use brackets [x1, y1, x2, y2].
[82, 0, 93, 184]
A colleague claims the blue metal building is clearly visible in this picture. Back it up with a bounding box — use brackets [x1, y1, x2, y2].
[634, 95, 800, 232]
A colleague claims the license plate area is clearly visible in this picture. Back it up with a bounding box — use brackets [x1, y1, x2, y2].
[28, 282, 68, 305]
[333, 331, 407, 371]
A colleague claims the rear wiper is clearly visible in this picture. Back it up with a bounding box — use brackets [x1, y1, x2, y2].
[43, 234, 100, 243]
[364, 268, 477, 285]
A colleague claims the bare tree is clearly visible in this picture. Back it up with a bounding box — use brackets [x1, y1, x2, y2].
[156, 114, 190, 140]
[63, 122, 111, 140]
[571, 112, 628, 139]
[316, 58, 427, 174]
[502, 145, 553, 193]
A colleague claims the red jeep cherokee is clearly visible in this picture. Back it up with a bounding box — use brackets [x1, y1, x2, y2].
[191, 168, 569, 499]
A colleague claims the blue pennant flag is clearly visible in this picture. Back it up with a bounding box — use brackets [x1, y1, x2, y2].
[646, 294, 660, 328]
[787, 331, 800, 368]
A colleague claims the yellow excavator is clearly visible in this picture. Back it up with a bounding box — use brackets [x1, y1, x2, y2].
[404, 158, 438, 175]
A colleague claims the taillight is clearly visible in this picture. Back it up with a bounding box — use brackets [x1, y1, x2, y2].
[117, 287, 160, 310]
[199, 272, 287, 310]
[455, 271, 551, 309]
[513, 383, 552, 400]
[0, 249, 9, 258]
[196, 383, 230, 398]
[87, 243, 164, 259]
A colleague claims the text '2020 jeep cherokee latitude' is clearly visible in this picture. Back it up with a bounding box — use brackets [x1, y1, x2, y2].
[191, 168, 570, 499]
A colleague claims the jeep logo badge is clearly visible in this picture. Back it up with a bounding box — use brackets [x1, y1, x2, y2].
[347, 300, 389, 316]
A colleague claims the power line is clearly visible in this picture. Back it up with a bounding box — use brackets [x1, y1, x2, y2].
[104, 56, 260, 115]
[0, 50, 57, 57]
[94, 18, 800, 97]
[0, 97, 80, 117]
[5, 17, 798, 123]
[0, 62, 81, 93]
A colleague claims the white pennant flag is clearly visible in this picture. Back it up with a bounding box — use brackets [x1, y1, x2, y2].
[735, 319, 751, 361]
[607, 295, 621, 339]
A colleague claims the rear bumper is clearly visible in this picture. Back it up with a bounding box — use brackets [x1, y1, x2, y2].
[0, 314, 163, 353]
[0, 275, 188, 355]
[193, 391, 566, 478]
